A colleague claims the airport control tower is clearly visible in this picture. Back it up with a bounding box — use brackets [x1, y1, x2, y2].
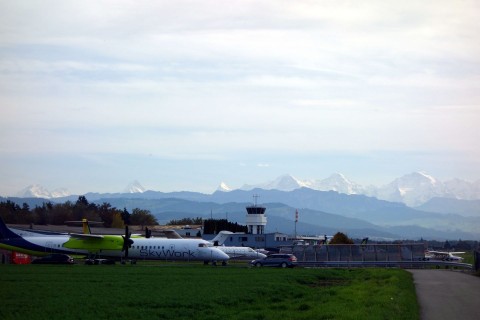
[245, 195, 267, 234]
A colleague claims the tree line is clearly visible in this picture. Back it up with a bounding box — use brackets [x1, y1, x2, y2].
[203, 219, 248, 234]
[0, 196, 158, 227]
[167, 217, 204, 225]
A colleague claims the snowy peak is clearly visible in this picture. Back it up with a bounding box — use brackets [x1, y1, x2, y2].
[268, 174, 309, 190]
[443, 178, 477, 199]
[314, 173, 363, 194]
[217, 182, 233, 192]
[241, 174, 308, 191]
[123, 181, 145, 193]
[15, 184, 70, 199]
[395, 172, 438, 187]
[50, 188, 70, 198]
[16, 184, 51, 198]
[374, 172, 445, 207]
[240, 173, 363, 193]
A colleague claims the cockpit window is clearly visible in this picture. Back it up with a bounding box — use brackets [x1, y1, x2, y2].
[198, 243, 207, 248]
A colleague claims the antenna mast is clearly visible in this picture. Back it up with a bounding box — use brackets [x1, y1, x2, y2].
[253, 194, 259, 206]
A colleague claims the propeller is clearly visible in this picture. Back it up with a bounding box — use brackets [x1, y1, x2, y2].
[121, 225, 134, 258]
[145, 227, 152, 239]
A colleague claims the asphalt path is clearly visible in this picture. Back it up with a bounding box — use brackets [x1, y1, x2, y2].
[409, 269, 480, 320]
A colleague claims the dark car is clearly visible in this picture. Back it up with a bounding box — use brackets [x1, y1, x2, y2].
[250, 253, 298, 268]
[32, 254, 74, 265]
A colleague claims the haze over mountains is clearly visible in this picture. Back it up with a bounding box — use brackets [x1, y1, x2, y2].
[6, 172, 480, 241]
[14, 172, 480, 207]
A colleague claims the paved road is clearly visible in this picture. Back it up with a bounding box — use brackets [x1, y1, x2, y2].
[409, 269, 480, 320]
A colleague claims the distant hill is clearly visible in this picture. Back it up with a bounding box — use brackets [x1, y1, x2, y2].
[415, 198, 480, 217]
[89, 197, 478, 240]
[0, 197, 52, 208]
[4, 187, 480, 240]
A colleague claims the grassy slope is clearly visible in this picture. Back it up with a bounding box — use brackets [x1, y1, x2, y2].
[0, 265, 418, 320]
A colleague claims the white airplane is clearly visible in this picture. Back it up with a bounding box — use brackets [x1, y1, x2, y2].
[0, 218, 229, 264]
[208, 231, 267, 259]
[210, 230, 236, 246]
[211, 245, 267, 260]
[424, 250, 465, 261]
[163, 230, 267, 260]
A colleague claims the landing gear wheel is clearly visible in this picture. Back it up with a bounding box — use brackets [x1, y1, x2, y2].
[222, 261, 227, 266]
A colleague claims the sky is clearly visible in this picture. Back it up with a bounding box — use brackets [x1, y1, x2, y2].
[1, 0, 479, 196]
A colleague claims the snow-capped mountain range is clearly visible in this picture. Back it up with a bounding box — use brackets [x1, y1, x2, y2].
[15, 181, 146, 199]
[219, 172, 480, 207]
[15, 185, 71, 199]
[14, 172, 480, 207]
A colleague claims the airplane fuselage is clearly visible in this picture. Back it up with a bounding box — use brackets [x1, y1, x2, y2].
[214, 246, 267, 259]
[110, 238, 229, 261]
[0, 234, 89, 256]
[0, 223, 229, 262]
[425, 250, 464, 261]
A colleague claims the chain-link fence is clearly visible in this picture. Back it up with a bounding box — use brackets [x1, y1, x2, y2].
[280, 243, 427, 262]
[279, 243, 475, 269]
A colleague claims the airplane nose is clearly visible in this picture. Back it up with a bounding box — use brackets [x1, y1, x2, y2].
[213, 248, 230, 260]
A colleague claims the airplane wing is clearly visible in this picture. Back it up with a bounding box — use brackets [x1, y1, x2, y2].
[130, 234, 143, 238]
[427, 250, 445, 254]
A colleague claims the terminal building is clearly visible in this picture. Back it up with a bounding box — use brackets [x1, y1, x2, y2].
[203, 202, 292, 250]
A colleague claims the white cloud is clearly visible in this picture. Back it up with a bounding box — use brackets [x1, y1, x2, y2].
[1, 1, 479, 193]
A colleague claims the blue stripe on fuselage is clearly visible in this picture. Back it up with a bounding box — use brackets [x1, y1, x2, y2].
[0, 218, 74, 256]
[0, 236, 74, 256]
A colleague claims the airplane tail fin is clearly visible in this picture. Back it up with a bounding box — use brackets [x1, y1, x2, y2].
[211, 231, 235, 246]
[65, 219, 102, 234]
[82, 218, 92, 235]
[0, 216, 21, 239]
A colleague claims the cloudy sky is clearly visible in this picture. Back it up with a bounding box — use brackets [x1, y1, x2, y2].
[1, 0, 479, 195]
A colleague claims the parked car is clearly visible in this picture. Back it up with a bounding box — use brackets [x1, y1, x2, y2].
[32, 254, 74, 265]
[250, 253, 298, 268]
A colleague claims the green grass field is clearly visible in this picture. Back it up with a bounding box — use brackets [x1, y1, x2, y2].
[0, 264, 419, 320]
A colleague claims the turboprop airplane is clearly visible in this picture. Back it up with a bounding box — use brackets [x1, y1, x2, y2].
[0, 218, 229, 264]
[424, 250, 465, 261]
[71, 220, 236, 263]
